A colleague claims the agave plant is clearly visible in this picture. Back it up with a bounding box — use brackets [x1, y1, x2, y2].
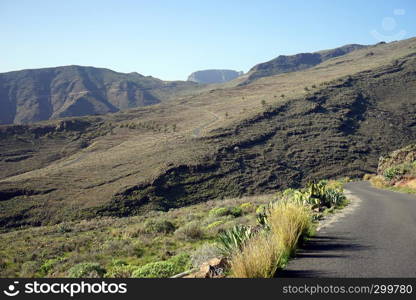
[216, 225, 255, 257]
[290, 189, 320, 208]
[324, 188, 346, 207]
[256, 210, 270, 231]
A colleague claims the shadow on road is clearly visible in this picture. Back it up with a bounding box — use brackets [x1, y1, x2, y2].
[278, 235, 369, 278]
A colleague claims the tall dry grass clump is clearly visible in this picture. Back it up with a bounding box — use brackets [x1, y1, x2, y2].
[369, 175, 387, 188]
[230, 233, 284, 278]
[268, 199, 312, 254]
[230, 198, 313, 278]
[363, 173, 375, 181]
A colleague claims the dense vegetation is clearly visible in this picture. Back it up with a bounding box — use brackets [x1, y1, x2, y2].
[0, 180, 347, 278]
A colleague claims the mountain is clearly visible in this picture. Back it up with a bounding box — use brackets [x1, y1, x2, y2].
[242, 44, 367, 84]
[0, 65, 199, 125]
[187, 69, 243, 84]
[1, 37, 416, 229]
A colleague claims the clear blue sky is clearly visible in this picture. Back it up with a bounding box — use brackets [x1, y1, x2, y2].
[1, 0, 416, 80]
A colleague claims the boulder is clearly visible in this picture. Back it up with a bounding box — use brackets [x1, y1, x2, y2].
[184, 257, 228, 278]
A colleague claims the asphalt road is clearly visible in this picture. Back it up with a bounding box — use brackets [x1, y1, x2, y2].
[281, 181, 416, 277]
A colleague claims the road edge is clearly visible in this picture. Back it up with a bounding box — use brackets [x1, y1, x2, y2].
[316, 188, 361, 232]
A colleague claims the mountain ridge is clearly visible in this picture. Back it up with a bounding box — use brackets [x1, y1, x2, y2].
[242, 43, 368, 84]
[0, 65, 199, 125]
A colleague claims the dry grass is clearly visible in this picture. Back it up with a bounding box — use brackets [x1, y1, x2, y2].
[230, 233, 284, 278]
[230, 198, 313, 278]
[268, 199, 313, 253]
[406, 179, 416, 189]
[363, 173, 375, 181]
[370, 175, 388, 188]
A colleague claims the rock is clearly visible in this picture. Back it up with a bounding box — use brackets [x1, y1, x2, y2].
[187, 70, 243, 84]
[184, 257, 228, 278]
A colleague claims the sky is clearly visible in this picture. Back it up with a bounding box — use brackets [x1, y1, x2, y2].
[1, 0, 416, 80]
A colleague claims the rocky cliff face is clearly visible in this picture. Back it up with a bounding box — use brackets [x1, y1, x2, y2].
[0, 65, 197, 125]
[377, 144, 416, 175]
[187, 69, 243, 84]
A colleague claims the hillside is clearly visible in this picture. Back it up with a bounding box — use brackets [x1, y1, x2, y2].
[367, 144, 416, 193]
[1, 37, 416, 229]
[0, 65, 200, 125]
[242, 44, 367, 84]
[187, 69, 243, 84]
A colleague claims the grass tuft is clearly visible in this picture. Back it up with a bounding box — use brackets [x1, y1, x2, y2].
[268, 199, 313, 254]
[230, 233, 285, 278]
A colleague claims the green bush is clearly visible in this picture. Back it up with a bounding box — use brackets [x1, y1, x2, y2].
[68, 263, 106, 278]
[39, 258, 61, 276]
[324, 189, 346, 207]
[132, 254, 190, 278]
[145, 219, 176, 234]
[383, 167, 400, 181]
[229, 207, 243, 217]
[111, 259, 128, 267]
[240, 202, 254, 213]
[169, 253, 191, 270]
[206, 220, 225, 230]
[174, 221, 204, 241]
[105, 265, 138, 278]
[209, 207, 230, 217]
[209, 206, 242, 218]
[57, 222, 72, 233]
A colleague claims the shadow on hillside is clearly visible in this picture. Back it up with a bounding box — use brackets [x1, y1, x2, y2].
[278, 235, 369, 278]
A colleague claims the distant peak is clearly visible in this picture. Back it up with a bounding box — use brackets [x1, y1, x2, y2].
[187, 69, 244, 84]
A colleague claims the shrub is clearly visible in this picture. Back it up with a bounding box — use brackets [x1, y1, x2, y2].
[384, 167, 400, 181]
[268, 199, 312, 254]
[190, 244, 222, 268]
[256, 204, 267, 214]
[240, 202, 254, 213]
[174, 221, 204, 241]
[169, 253, 191, 270]
[370, 175, 388, 188]
[111, 259, 128, 267]
[229, 207, 243, 217]
[326, 180, 344, 192]
[206, 220, 225, 230]
[57, 222, 72, 233]
[363, 173, 374, 181]
[145, 219, 176, 234]
[20, 261, 40, 277]
[324, 189, 346, 207]
[132, 261, 179, 278]
[39, 258, 61, 276]
[217, 225, 255, 257]
[105, 265, 138, 278]
[230, 233, 286, 278]
[132, 254, 190, 278]
[209, 207, 229, 217]
[68, 263, 106, 278]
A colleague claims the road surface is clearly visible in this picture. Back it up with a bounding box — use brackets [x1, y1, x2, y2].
[281, 181, 416, 277]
